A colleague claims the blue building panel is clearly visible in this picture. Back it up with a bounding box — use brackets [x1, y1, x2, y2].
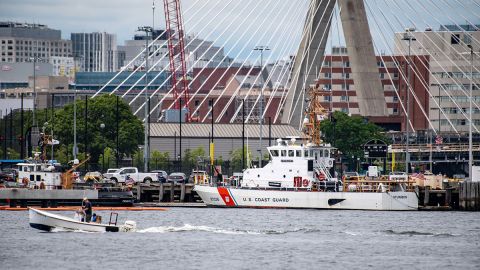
[74, 71, 170, 91]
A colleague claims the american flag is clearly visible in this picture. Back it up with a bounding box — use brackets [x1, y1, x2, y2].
[435, 136, 443, 145]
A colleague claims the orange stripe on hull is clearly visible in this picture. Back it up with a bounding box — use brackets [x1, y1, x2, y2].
[217, 187, 236, 206]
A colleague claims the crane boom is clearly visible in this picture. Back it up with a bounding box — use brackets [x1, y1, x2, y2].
[163, 0, 189, 117]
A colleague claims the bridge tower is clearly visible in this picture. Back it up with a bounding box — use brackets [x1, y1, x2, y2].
[282, 0, 387, 128]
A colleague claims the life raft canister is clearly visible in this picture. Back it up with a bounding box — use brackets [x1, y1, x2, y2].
[317, 172, 326, 181]
[302, 179, 309, 187]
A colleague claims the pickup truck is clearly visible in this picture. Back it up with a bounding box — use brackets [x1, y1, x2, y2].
[108, 167, 158, 184]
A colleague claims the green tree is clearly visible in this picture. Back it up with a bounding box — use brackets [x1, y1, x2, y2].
[230, 147, 252, 172]
[150, 150, 169, 170]
[5, 148, 20, 159]
[132, 149, 144, 169]
[99, 147, 116, 170]
[54, 94, 144, 165]
[320, 111, 389, 158]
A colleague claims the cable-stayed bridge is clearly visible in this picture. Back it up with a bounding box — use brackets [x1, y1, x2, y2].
[85, 0, 480, 174]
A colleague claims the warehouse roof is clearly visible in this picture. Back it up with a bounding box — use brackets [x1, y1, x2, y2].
[150, 123, 303, 138]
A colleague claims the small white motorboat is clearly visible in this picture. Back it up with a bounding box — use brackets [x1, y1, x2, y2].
[29, 208, 136, 232]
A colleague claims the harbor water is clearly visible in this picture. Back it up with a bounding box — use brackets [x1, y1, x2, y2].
[1, 208, 479, 269]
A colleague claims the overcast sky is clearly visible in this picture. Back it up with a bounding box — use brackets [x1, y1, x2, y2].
[0, 0, 478, 64]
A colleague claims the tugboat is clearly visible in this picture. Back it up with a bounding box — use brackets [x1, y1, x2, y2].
[16, 132, 64, 189]
[194, 87, 418, 210]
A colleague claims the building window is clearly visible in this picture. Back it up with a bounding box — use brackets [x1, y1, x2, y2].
[323, 84, 331, 91]
[393, 96, 399, 102]
[324, 72, 331, 78]
[451, 34, 460, 45]
[323, 61, 331, 67]
[343, 61, 350, 67]
[324, 96, 331, 101]
[393, 108, 398, 114]
[195, 100, 199, 106]
[340, 96, 349, 101]
[342, 84, 350, 90]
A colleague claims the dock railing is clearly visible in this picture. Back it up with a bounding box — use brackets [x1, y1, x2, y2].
[342, 176, 415, 193]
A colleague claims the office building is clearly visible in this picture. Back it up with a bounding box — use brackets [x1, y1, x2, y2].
[316, 46, 430, 131]
[394, 25, 480, 133]
[71, 32, 118, 72]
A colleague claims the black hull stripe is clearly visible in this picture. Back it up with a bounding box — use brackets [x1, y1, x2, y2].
[30, 223, 54, 232]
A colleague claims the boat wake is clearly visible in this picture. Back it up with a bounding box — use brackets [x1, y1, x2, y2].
[383, 229, 459, 237]
[137, 224, 261, 235]
[137, 224, 309, 235]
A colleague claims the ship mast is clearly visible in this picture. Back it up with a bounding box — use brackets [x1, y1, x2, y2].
[303, 85, 329, 145]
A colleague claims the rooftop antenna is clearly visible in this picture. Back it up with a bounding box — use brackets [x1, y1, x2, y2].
[152, 0, 155, 33]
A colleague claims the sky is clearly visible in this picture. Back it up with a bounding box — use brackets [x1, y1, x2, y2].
[0, 0, 479, 64]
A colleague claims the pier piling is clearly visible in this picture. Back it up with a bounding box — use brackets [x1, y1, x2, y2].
[445, 188, 452, 207]
[158, 183, 164, 202]
[170, 183, 175, 202]
[180, 183, 186, 202]
[459, 182, 480, 210]
[424, 186, 430, 206]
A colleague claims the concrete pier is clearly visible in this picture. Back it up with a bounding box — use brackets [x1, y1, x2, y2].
[459, 182, 480, 211]
[133, 183, 197, 203]
[0, 189, 99, 208]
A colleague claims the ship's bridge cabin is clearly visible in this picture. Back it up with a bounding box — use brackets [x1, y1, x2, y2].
[267, 138, 335, 169]
[16, 160, 62, 189]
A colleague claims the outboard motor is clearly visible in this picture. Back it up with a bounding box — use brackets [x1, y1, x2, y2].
[121, 220, 137, 232]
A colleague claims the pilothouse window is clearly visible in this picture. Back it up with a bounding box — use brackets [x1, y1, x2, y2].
[288, 150, 294, 157]
[304, 150, 309, 157]
[296, 150, 302, 157]
[281, 150, 287, 157]
[270, 150, 279, 157]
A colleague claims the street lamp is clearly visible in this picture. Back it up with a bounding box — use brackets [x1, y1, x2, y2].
[30, 56, 43, 130]
[253, 46, 270, 167]
[464, 44, 478, 180]
[72, 55, 83, 160]
[138, 26, 152, 173]
[100, 123, 105, 172]
[401, 28, 416, 175]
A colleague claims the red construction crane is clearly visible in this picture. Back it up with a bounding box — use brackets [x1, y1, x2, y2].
[163, 0, 190, 117]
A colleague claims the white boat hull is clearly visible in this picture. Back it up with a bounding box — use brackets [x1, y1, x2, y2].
[194, 185, 418, 210]
[29, 208, 121, 232]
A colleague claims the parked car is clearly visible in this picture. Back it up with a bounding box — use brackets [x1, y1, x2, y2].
[151, 170, 168, 183]
[109, 167, 158, 184]
[103, 168, 119, 179]
[0, 171, 14, 182]
[168, 172, 187, 183]
[0, 168, 17, 182]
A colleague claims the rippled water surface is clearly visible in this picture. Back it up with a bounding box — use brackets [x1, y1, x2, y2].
[1, 208, 480, 269]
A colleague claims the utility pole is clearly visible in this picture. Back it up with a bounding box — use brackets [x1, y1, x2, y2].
[20, 93, 24, 159]
[468, 44, 474, 180]
[253, 46, 270, 167]
[32, 57, 37, 130]
[116, 95, 120, 168]
[402, 29, 416, 175]
[210, 99, 214, 183]
[242, 100, 245, 171]
[138, 26, 152, 172]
